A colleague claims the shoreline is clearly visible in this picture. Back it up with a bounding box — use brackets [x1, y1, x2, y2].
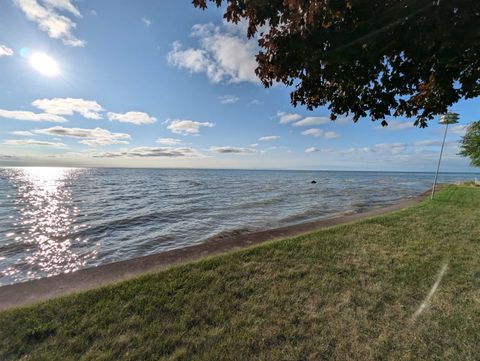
[0, 191, 429, 311]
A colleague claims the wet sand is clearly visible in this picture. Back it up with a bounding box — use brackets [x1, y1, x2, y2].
[0, 192, 428, 311]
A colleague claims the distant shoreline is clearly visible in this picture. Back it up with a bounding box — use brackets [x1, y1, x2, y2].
[0, 190, 430, 311]
[1, 165, 480, 174]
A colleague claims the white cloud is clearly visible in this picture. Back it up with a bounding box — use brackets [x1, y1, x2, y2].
[413, 140, 443, 147]
[323, 131, 340, 139]
[107, 111, 156, 125]
[42, 0, 81, 17]
[10, 130, 37, 136]
[259, 135, 280, 141]
[0, 109, 66, 122]
[0, 45, 14, 57]
[305, 147, 320, 153]
[301, 128, 340, 139]
[14, 0, 85, 47]
[36, 126, 131, 146]
[218, 95, 239, 104]
[141, 17, 151, 27]
[293, 116, 331, 127]
[277, 111, 301, 124]
[156, 138, 182, 145]
[167, 22, 259, 84]
[375, 120, 415, 130]
[449, 124, 468, 136]
[167, 119, 214, 135]
[413, 140, 458, 147]
[3, 139, 66, 148]
[209, 146, 256, 155]
[95, 147, 202, 158]
[32, 98, 104, 119]
[373, 143, 406, 154]
[249, 99, 263, 106]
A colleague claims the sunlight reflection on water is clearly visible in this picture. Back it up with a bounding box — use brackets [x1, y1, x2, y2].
[1, 167, 96, 283]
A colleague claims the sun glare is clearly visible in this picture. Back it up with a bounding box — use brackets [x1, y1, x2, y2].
[30, 52, 60, 77]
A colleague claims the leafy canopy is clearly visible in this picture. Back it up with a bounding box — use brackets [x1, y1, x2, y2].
[193, 0, 480, 127]
[460, 121, 480, 167]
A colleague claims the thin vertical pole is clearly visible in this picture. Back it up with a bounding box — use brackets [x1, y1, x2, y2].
[431, 123, 449, 199]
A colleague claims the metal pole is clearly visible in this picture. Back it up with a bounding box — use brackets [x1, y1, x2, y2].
[431, 123, 449, 199]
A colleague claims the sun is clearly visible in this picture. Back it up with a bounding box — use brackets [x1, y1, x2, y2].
[30, 52, 60, 77]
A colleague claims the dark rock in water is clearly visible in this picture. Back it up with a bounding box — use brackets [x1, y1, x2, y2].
[311, 180, 317, 184]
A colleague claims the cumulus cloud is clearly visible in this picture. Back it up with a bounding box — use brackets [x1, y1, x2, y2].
[209, 146, 256, 155]
[167, 119, 214, 135]
[301, 128, 340, 139]
[32, 98, 104, 119]
[3, 139, 66, 148]
[107, 111, 156, 125]
[277, 111, 301, 124]
[36, 126, 131, 146]
[156, 138, 182, 145]
[293, 116, 331, 127]
[0, 45, 14, 57]
[218, 95, 239, 104]
[259, 135, 280, 141]
[0, 109, 66, 122]
[14, 0, 85, 47]
[167, 22, 259, 84]
[10, 130, 37, 136]
[94, 147, 202, 158]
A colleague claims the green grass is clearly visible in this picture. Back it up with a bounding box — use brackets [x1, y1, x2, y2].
[1, 185, 480, 360]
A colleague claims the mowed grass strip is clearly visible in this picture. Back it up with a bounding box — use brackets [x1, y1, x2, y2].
[1, 185, 480, 360]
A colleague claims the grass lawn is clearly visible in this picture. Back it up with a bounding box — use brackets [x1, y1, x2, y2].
[1, 185, 480, 360]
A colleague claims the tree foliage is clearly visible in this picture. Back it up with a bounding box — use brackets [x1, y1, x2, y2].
[193, 0, 480, 127]
[460, 121, 480, 167]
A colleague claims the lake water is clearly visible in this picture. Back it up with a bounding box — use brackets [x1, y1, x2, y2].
[0, 167, 477, 286]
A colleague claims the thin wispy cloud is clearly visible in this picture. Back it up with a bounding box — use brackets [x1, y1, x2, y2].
[249, 99, 263, 106]
[218, 95, 239, 104]
[14, 0, 85, 47]
[259, 135, 280, 141]
[167, 119, 214, 135]
[0, 109, 66, 122]
[374, 143, 406, 155]
[209, 146, 256, 155]
[449, 124, 468, 136]
[95, 147, 202, 158]
[141, 17, 152, 27]
[10, 130, 37, 137]
[156, 138, 182, 145]
[3, 139, 66, 148]
[293, 117, 331, 127]
[376, 120, 415, 130]
[0, 45, 14, 57]
[36, 126, 131, 146]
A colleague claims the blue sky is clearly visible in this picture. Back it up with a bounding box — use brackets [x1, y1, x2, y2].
[0, 0, 478, 171]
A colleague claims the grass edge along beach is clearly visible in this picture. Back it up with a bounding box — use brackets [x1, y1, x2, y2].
[1, 185, 479, 360]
